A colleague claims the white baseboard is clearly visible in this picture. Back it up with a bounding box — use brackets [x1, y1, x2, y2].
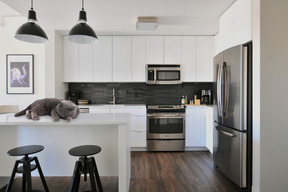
[131, 147, 210, 152]
[251, 185, 260, 192]
[185, 146, 209, 151]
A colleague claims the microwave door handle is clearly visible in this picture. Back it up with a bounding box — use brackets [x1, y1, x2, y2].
[223, 62, 229, 117]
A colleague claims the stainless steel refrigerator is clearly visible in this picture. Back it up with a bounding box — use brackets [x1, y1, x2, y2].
[213, 42, 252, 191]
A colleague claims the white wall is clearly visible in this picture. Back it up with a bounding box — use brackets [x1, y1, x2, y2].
[45, 30, 67, 99]
[0, 15, 67, 110]
[256, 0, 288, 191]
[0, 17, 46, 110]
[251, 0, 261, 191]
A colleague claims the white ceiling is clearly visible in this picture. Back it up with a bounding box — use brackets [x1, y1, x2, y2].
[0, 0, 236, 35]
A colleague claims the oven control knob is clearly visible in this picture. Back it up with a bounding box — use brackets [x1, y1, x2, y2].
[165, 134, 168, 138]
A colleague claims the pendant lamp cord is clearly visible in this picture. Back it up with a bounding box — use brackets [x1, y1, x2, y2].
[31, 0, 33, 10]
[82, 0, 84, 10]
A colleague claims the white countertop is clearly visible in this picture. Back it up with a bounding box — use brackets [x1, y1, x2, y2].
[78, 104, 146, 108]
[0, 113, 130, 126]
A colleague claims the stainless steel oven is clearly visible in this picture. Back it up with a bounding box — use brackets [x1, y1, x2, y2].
[147, 105, 185, 151]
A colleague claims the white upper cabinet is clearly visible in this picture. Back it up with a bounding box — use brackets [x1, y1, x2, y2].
[78, 44, 93, 82]
[164, 36, 182, 64]
[195, 36, 213, 82]
[146, 36, 164, 64]
[113, 36, 132, 82]
[181, 36, 196, 82]
[132, 36, 146, 82]
[93, 36, 113, 82]
[214, 0, 251, 54]
[63, 37, 78, 82]
[63, 35, 214, 83]
[232, 0, 251, 46]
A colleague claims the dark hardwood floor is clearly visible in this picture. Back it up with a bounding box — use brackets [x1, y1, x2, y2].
[0, 151, 242, 192]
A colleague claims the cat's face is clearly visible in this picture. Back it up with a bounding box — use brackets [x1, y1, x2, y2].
[57, 100, 78, 118]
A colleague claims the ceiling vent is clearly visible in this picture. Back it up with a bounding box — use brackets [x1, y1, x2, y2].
[136, 17, 158, 31]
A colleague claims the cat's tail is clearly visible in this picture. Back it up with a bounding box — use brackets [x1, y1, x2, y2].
[14, 108, 27, 117]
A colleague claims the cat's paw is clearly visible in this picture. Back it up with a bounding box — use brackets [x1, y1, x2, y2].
[31, 112, 39, 121]
[53, 116, 60, 122]
[26, 110, 32, 119]
[65, 116, 72, 122]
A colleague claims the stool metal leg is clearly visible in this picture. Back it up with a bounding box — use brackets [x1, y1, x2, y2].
[69, 160, 81, 192]
[88, 160, 97, 192]
[91, 157, 103, 192]
[74, 171, 81, 192]
[22, 173, 26, 192]
[6, 160, 20, 192]
[23, 158, 32, 192]
[34, 157, 49, 192]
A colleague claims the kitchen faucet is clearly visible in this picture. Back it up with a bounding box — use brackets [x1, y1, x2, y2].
[110, 88, 116, 105]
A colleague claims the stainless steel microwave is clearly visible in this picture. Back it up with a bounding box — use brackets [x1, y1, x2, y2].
[146, 64, 182, 85]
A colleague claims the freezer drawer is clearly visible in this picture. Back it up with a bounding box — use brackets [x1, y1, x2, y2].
[213, 122, 247, 188]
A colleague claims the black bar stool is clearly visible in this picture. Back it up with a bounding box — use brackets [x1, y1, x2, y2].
[6, 145, 49, 192]
[69, 145, 103, 192]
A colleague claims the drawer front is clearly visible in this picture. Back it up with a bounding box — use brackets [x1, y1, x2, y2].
[131, 131, 146, 147]
[130, 116, 146, 131]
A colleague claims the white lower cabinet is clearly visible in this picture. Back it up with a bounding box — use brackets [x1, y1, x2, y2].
[130, 115, 146, 148]
[185, 106, 206, 148]
[111, 108, 146, 148]
[87, 106, 147, 149]
[205, 106, 213, 153]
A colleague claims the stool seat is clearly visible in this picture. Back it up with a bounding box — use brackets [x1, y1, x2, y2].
[7, 145, 44, 157]
[69, 145, 101, 157]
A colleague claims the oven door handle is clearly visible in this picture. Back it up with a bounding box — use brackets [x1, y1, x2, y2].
[147, 113, 185, 118]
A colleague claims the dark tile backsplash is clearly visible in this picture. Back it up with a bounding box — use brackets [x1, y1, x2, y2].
[68, 83, 213, 105]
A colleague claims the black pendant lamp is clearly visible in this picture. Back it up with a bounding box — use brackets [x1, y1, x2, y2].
[15, 0, 48, 43]
[68, 0, 98, 44]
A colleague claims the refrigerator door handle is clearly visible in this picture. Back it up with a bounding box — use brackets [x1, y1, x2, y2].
[216, 126, 236, 137]
[217, 63, 223, 117]
[242, 46, 248, 131]
[223, 62, 229, 117]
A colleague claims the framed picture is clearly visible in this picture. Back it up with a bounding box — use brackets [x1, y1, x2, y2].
[6, 54, 34, 94]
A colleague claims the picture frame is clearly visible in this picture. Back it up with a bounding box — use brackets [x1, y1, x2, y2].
[6, 54, 34, 94]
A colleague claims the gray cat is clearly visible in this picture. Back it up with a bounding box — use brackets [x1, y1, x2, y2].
[14, 98, 80, 122]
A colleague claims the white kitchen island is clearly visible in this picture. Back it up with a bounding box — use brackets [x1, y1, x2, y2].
[0, 113, 130, 192]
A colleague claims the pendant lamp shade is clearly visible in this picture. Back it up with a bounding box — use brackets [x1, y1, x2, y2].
[68, 1, 98, 44]
[15, 6, 48, 44]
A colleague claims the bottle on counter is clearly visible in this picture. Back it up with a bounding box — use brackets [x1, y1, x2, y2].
[181, 95, 186, 105]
